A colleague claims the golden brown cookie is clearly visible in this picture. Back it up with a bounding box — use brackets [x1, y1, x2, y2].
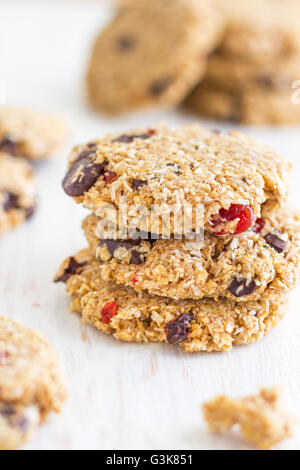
[82, 207, 300, 302]
[86, 0, 223, 114]
[0, 106, 67, 161]
[55, 248, 288, 354]
[0, 152, 36, 236]
[61, 124, 291, 236]
[0, 317, 67, 450]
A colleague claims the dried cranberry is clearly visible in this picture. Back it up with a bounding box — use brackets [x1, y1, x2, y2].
[254, 218, 265, 233]
[210, 204, 254, 235]
[101, 302, 118, 324]
[132, 271, 140, 286]
[104, 172, 118, 184]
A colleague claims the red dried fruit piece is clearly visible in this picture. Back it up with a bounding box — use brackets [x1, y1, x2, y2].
[132, 271, 140, 286]
[101, 302, 117, 324]
[104, 172, 118, 184]
[254, 218, 266, 233]
[147, 128, 156, 135]
[211, 204, 254, 235]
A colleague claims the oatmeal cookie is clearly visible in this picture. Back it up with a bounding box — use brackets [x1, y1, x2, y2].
[0, 106, 67, 160]
[215, 0, 300, 65]
[185, 84, 300, 125]
[198, 53, 300, 95]
[55, 249, 287, 354]
[62, 124, 291, 235]
[82, 207, 300, 301]
[0, 317, 67, 450]
[203, 386, 295, 449]
[0, 152, 36, 236]
[86, 0, 223, 114]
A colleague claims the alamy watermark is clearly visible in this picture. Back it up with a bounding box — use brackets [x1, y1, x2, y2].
[93, 198, 205, 242]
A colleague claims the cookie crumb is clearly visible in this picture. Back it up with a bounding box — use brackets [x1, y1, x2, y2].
[203, 386, 295, 449]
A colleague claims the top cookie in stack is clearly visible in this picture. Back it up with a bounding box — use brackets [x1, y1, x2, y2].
[56, 124, 300, 353]
[185, 0, 300, 124]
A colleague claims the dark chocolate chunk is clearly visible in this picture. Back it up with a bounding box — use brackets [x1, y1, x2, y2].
[55, 257, 87, 283]
[117, 36, 136, 51]
[0, 405, 16, 417]
[112, 133, 152, 144]
[264, 233, 286, 253]
[129, 249, 145, 265]
[131, 178, 147, 190]
[2, 191, 19, 211]
[149, 77, 173, 96]
[62, 150, 106, 197]
[25, 205, 36, 219]
[166, 314, 194, 344]
[0, 138, 18, 155]
[228, 277, 257, 297]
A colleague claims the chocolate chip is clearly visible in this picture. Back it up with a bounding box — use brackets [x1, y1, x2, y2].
[25, 205, 36, 219]
[117, 36, 136, 51]
[112, 134, 152, 143]
[55, 257, 87, 283]
[0, 138, 18, 155]
[131, 178, 147, 190]
[2, 191, 19, 211]
[16, 415, 29, 432]
[254, 74, 273, 88]
[165, 314, 193, 344]
[228, 277, 257, 297]
[0, 405, 15, 417]
[264, 233, 286, 253]
[62, 150, 106, 197]
[129, 249, 145, 265]
[149, 77, 173, 96]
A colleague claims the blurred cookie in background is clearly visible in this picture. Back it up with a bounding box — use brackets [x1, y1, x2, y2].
[185, 0, 300, 125]
[0, 106, 68, 161]
[0, 317, 67, 450]
[86, 0, 224, 115]
[0, 153, 36, 236]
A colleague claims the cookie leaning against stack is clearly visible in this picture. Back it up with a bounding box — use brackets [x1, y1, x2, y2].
[185, 0, 300, 125]
[55, 124, 300, 353]
[0, 106, 67, 236]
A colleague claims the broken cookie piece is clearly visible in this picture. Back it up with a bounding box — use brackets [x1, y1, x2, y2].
[203, 386, 295, 449]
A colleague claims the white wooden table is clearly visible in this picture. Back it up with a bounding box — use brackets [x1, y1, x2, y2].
[0, 1, 300, 450]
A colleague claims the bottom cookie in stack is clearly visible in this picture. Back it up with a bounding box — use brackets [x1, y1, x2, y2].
[55, 249, 288, 354]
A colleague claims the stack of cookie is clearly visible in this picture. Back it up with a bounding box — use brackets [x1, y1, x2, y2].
[55, 124, 300, 353]
[184, 0, 300, 125]
[0, 106, 66, 236]
[87, 0, 300, 125]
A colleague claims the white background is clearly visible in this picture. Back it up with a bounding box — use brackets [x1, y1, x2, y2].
[0, 0, 300, 450]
